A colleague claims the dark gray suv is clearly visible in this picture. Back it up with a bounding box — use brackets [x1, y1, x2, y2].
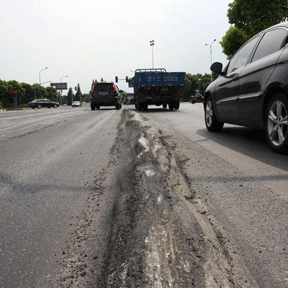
[205, 22, 288, 153]
[90, 81, 122, 110]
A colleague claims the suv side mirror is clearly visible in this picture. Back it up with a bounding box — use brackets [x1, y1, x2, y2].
[210, 62, 224, 75]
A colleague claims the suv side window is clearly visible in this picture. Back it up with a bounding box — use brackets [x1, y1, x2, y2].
[227, 36, 260, 75]
[252, 29, 287, 62]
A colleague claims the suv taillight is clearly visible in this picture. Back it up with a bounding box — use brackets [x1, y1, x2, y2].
[112, 84, 117, 94]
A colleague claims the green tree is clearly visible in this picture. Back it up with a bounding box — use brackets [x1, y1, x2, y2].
[180, 73, 215, 101]
[21, 82, 34, 103]
[0, 80, 10, 108]
[119, 90, 127, 103]
[221, 0, 288, 58]
[82, 93, 90, 102]
[220, 26, 248, 59]
[32, 83, 48, 99]
[45, 86, 58, 102]
[7, 80, 25, 107]
[74, 83, 82, 101]
[67, 87, 74, 105]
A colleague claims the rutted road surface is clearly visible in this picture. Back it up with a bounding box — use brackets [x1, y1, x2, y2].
[53, 108, 255, 287]
[1, 104, 287, 287]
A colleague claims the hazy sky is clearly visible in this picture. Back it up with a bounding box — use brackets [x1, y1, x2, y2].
[1, 0, 232, 94]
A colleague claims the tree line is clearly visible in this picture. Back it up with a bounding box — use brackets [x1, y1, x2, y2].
[0, 79, 59, 109]
[0, 79, 90, 109]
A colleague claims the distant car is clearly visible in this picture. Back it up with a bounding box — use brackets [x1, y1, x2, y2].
[28, 99, 59, 109]
[72, 101, 81, 107]
[204, 22, 288, 153]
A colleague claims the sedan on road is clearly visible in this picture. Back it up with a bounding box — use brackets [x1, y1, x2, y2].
[28, 99, 59, 109]
[72, 101, 81, 107]
[204, 22, 288, 153]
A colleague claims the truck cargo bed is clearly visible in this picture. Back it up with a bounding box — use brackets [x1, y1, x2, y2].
[131, 68, 186, 111]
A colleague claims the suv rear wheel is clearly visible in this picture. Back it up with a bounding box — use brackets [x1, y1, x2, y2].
[265, 93, 288, 153]
[91, 104, 95, 110]
[143, 102, 148, 111]
[136, 100, 142, 111]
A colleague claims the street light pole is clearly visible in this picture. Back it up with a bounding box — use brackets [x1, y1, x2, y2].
[60, 75, 68, 83]
[39, 67, 48, 85]
[60, 75, 68, 104]
[41, 81, 52, 85]
[205, 39, 216, 82]
[150, 40, 155, 69]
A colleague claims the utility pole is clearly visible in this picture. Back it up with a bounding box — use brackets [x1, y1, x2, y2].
[150, 40, 155, 68]
[205, 39, 216, 82]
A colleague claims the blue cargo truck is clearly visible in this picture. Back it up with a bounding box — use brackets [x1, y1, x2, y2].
[130, 68, 186, 111]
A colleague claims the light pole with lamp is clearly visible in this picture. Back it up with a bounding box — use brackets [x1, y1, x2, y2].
[60, 75, 68, 104]
[41, 81, 52, 85]
[51, 85, 56, 102]
[150, 40, 155, 68]
[39, 67, 48, 85]
[205, 39, 216, 82]
[60, 75, 68, 83]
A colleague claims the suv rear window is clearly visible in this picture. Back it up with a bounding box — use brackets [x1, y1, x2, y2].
[92, 83, 115, 95]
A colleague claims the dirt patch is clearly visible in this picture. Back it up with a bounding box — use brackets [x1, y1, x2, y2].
[53, 108, 256, 287]
[100, 110, 206, 287]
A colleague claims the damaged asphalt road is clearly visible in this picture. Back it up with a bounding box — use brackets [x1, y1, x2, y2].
[54, 109, 255, 288]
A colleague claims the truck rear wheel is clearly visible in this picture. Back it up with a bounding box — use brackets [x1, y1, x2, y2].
[174, 101, 180, 110]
